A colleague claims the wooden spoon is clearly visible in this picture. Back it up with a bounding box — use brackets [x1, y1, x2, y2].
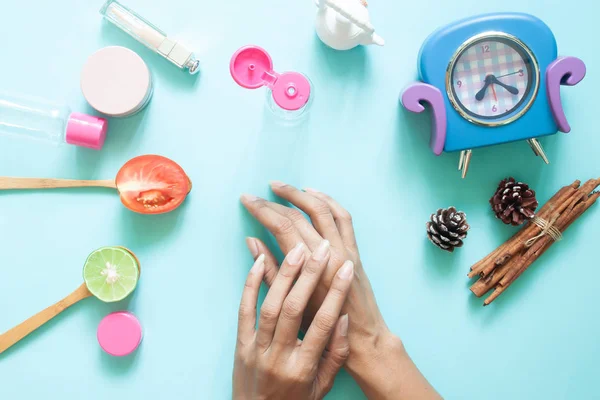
[0, 177, 116, 190]
[0, 154, 191, 214]
[0, 247, 140, 355]
[0, 283, 93, 354]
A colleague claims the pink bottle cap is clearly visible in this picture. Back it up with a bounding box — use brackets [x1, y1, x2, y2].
[65, 112, 108, 150]
[97, 311, 143, 357]
[230, 45, 311, 111]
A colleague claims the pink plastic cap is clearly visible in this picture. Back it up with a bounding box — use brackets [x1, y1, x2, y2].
[97, 311, 143, 357]
[271, 72, 311, 111]
[65, 112, 108, 150]
[230, 45, 311, 111]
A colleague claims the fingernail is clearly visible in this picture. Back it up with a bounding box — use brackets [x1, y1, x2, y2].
[304, 188, 320, 193]
[287, 243, 305, 265]
[241, 193, 259, 202]
[312, 240, 330, 261]
[340, 314, 349, 337]
[270, 181, 286, 188]
[245, 237, 259, 258]
[337, 260, 354, 280]
[251, 254, 265, 274]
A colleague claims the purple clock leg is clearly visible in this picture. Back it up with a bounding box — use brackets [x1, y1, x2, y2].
[546, 56, 586, 133]
[401, 83, 447, 155]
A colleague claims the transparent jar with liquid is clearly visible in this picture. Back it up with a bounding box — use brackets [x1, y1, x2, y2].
[230, 46, 314, 122]
[0, 92, 108, 149]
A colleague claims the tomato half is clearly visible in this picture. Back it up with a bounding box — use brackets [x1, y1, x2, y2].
[115, 155, 192, 214]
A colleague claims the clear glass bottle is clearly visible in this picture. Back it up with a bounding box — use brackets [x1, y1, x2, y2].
[0, 92, 108, 150]
[100, 0, 200, 75]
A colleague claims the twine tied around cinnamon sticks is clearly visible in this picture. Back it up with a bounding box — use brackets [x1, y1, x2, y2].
[468, 178, 600, 306]
[524, 215, 563, 247]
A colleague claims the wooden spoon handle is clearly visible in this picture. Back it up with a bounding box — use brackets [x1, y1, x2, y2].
[0, 177, 116, 190]
[0, 283, 93, 354]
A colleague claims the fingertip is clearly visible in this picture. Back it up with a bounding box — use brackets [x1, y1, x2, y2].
[245, 237, 260, 258]
[285, 242, 306, 265]
[251, 254, 265, 275]
[253, 238, 273, 257]
[270, 180, 286, 189]
[312, 239, 330, 261]
[251, 241, 279, 287]
[240, 193, 259, 204]
[336, 260, 354, 281]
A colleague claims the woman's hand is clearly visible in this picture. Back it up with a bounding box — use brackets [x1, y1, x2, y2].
[241, 183, 442, 400]
[233, 242, 355, 400]
[241, 183, 388, 369]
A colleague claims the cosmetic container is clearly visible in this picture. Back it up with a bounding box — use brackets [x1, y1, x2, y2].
[0, 92, 107, 149]
[100, 0, 199, 75]
[230, 46, 313, 121]
[81, 46, 153, 117]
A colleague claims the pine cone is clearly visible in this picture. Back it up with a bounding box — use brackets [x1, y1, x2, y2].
[490, 177, 538, 226]
[426, 207, 470, 252]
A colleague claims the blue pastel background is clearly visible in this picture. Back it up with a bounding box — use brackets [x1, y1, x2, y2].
[0, 0, 597, 399]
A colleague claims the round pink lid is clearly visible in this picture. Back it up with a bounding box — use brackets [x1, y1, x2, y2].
[271, 72, 311, 111]
[97, 311, 143, 357]
[81, 46, 152, 117]
[230, 45, 311, 111]
[65, 112, 108, 150]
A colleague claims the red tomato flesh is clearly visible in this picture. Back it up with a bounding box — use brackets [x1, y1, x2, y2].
[115, 155, 191, 214]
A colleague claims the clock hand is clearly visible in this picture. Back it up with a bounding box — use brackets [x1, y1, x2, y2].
[490, 76, 519, 95]
[491, 84, 498, 102]
[496, 69, 523, 79]
[475, 79, 491, 101]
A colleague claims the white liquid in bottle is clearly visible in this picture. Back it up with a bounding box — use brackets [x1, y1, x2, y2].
[100, 0, 200, 74]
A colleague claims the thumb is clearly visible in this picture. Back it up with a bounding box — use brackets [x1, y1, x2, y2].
[315, 314, 350, 398]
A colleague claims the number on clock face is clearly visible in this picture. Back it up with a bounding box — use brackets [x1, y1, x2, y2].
[449, 36, 536, 123]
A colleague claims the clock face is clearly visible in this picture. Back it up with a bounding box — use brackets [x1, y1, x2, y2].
[447, 33, 540, 126]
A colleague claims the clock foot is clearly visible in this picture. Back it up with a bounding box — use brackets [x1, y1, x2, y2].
[459, 149, 472, 179]
[527, 139, 550, 164]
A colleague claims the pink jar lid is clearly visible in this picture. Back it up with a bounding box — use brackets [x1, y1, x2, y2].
[97, 311, 143, 357]
[230, 45, 311, 111]
[65, 112, 108, 150]
[81, 46, 152, 117]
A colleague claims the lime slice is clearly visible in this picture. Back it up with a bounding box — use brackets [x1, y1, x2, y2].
[83, 246, 140, 303]
[116, 246, 142, 277]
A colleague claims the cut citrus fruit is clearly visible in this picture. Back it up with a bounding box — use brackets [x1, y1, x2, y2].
[83, 246, 140, 303]
[115, 155, 192, 215]
[116, 246, 142, 276]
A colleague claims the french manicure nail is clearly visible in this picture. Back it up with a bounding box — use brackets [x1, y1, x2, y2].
[287, 243, 305, 265]
[241, 193, 259, 202]
[251, 254, 265, 274]
[312, 240, 330, 261]
[245, 237, 260, 258]
[337, 260, 354, 280]
[340, 314, 349, 337]
[270, 180, 286, 188]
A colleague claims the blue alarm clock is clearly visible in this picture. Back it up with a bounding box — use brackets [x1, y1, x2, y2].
[401, 13, 586, 178]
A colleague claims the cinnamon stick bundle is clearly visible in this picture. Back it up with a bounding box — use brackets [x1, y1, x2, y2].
[469, 178, 600, 306]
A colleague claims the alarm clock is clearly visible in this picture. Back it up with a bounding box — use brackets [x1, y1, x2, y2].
[401, 13, 586, 178]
